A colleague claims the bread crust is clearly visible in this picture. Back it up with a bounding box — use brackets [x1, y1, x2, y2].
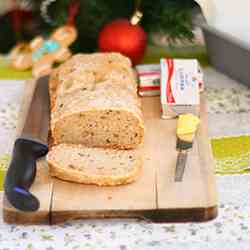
[49, 67, 60, 112]
[47, 145, 143, 186]
[47, 52, 144, 186]
[50, 57, 144, 150]
[51, 108, 144, 149]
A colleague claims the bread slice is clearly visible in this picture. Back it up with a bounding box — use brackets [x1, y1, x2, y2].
[47, 144, 142, 186]
[55, 53, 137, 97]
[57, 53, 132, 79]
[51, 81, 144, 149]
[49, 53, 137, 111]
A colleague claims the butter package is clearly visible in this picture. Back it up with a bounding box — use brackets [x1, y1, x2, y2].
[197, 66, 204, 92]
[160, 58, 201, 119]
[135, 64, 160, 96]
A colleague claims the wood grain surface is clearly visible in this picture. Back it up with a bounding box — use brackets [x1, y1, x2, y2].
[3, 80, 217, 224]
[2, 80, 53, 224]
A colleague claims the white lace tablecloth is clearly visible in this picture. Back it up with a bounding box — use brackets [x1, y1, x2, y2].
[1, 68, 250, 250]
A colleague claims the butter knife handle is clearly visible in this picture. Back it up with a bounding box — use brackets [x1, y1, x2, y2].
[4, 138, 48, 212]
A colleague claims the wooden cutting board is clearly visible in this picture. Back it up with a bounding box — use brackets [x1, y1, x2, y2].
[2, 80, 218, 224]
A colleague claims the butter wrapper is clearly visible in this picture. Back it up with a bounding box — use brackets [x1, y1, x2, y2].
[136, 64, 160, 96]
[197, 66, 204, 92]
[160, 58, 201, 119]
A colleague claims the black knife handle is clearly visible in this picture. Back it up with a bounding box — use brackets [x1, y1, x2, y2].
[4, 138, 48, 212]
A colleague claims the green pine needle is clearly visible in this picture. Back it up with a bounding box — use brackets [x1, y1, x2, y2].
[31, 0, 198, 52]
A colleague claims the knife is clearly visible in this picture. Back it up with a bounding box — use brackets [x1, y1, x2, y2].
[4, 76, 50, 212]
[175, 138, 193, 182]
[174, 114, 200, 182]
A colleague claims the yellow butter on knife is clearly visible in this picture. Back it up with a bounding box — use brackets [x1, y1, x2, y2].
[177, 114, 200, 142]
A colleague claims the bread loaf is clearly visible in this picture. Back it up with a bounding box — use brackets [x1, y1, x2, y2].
[49, 67, 60, 111]
[51, 81, 144, 149]
[48, 52, 144, 186]
[49, 52, 137, 110]
[55, 53, 137, 97]
[47, 144, 142, 186]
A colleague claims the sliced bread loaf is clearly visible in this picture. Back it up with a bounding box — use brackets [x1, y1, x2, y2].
[55, 53, 137, 96]
[57, 53, 132, 79]
[51, 81, 144, 149]
[47, 144, 142, 186]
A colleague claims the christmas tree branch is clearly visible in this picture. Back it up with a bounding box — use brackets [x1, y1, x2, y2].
[26, 0, 197, 52]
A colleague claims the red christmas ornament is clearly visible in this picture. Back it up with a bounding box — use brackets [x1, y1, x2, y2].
[98, 18, 147, 65]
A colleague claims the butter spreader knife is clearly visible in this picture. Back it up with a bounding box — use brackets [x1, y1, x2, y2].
[4, 76, 50, 212]
[175, 114, 200, 182]
[175, 138, 194, 182]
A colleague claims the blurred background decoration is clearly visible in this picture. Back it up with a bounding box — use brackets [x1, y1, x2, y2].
[0, 0, 37, 53]
[0, 0, 203, 55]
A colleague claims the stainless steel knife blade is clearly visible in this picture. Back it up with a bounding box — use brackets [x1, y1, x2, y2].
[21, 75, 50, 144]
[175, 138, 193, 182]
[175, 151, 188, 182]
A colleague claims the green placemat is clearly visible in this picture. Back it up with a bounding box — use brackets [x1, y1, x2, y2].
[0, 57, 32, 80]
[0, 154, 10, 191]
[212, 135, 250, 174]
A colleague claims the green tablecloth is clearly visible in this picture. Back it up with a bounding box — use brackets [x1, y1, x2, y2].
[0, 57, 31, 80]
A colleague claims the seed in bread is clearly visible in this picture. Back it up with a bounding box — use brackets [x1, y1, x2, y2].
[55, 53, 137, 96]
[51, 81, 144, 149]
[47, 144, 142, 186]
